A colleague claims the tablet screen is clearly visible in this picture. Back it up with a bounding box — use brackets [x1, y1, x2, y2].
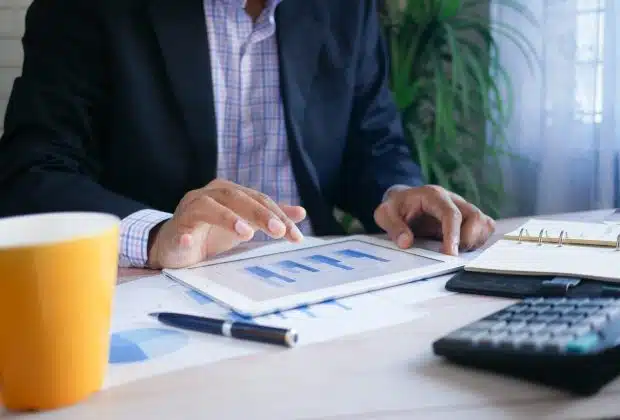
[184, 239, 443, 302]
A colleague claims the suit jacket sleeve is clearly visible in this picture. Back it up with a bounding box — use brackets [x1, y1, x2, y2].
[335, 0, 425, 232]
[0, 0, 148, 219]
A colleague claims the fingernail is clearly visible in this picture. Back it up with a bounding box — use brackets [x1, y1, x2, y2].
[268, 218, 286, 235]
[291, 225, 304, 241]
[397, 232, 409, 248]
[452, 242, 459, 255]
[234, 220, 254, 237]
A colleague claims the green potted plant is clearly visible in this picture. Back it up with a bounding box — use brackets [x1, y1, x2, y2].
[379, 0, 537, 219]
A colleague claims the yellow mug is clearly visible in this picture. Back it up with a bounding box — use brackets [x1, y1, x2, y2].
[0, 212, 120, 411]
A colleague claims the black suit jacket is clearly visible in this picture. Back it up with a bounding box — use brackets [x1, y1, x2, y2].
[0, 0, 423, 235]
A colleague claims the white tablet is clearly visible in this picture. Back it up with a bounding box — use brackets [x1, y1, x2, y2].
[163, 235, 465, 317]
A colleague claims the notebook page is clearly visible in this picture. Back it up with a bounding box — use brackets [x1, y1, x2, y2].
[465, 239, 620, 282]
[504, 219, 620, 247]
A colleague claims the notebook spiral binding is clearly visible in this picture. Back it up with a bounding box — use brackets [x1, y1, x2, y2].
[516, 227, 620, 251]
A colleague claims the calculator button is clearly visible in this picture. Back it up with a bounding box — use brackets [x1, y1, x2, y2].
[577, 307, 602, 316]
[568, 298, 590, 304]
[561, 313, 587, 325]
[485, 312, 512, 322]
[510, 314, 535, 322]
[567, 324, 592, 336]
[545, 324, 569, 336]
[507, 321, 528, 333]
[510, 332, 532, 346]
[543, 298, 567, 304]
[525, 323, 547, 333]
[552, 332, 575, 341]
[582, 300, 604, 307]
[594, 298, 619, 304]
[518, 338, 540, 351]
[554, 304, 578, 314]
[565, 332, 601, 353]
[469, 332, 492, 345]
[508, 303, 531, 313]
[496, 335, 518, 349]
[490, 321, 509, 330]
[533, 314, 559, 323]
[544, 331, 576, 352]
[467, 321, 498, 331]
[554, 302, 577, 308]
[553, 304, 577, 313]
[565, 310, 591, 318]
[578, 305, 605, 314]
[538, 311, 563, 318]
[543, 338, 572, 352]
[443, 330, 478, 344]
[524, 297, 545, 304]
[475, 333, 495, 347]
[522, 333, 553, 351]
[490, 332, 511, 345]
[600, 306, 620, 320]
[588, 315, 609, 329]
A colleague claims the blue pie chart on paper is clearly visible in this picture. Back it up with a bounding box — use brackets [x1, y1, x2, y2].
[109, 328, 189, 364]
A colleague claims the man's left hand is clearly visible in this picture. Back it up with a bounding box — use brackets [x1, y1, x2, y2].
[374, 185, 496, 255]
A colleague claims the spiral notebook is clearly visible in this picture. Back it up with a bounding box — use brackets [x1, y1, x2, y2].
[465, 219, 620, 282]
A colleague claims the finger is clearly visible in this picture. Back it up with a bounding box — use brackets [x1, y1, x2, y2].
[448, 193, 495, 250]
[460, 215, 484, 251]
[416, 187, 462, 255]
[374, 201, 414, 248]
[209, 188, 292, 239]
[241, 189, 304, 242]
[450, 197, 481, 250]
[280, 204, 307, 224]
[176, 195, 255, 241]
[474, 217, 496, 249]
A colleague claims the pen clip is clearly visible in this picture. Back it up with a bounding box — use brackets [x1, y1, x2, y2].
[539, 277, 581, 297]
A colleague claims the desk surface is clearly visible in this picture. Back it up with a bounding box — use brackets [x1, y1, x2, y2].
[4, 209, 620, 420]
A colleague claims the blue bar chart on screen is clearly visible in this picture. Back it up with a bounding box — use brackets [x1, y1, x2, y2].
[246, 249, 388, 283]
[244, 266, 296, 286]
[228, 241, 439, 294]
[336, 249, 390, 262]
[305, 254, 354, 271]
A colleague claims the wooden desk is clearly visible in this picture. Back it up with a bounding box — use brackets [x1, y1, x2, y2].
[5, 209, 620, 419]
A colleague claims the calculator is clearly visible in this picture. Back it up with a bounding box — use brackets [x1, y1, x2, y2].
[432, 297, 620, 396]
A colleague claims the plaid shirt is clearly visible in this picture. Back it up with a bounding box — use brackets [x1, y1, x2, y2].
[118, 0, 313, 267]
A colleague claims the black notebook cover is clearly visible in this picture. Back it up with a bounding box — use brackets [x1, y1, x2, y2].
[445, 270, 620, 299]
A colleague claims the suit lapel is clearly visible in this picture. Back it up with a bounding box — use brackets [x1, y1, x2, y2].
[276, 3, 344, 235]
[148, 0, 217, 183]
[275, 1, 326, 188]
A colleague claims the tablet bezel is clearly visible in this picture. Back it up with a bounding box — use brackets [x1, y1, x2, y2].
[163, 235, 465, 317]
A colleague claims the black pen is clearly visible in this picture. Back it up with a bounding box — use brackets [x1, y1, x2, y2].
[149, 312, 298, 348]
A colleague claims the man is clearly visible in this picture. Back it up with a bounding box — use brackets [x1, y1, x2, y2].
[0, 0, 495, 269]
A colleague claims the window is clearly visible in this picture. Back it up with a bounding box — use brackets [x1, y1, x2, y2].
[574, 0, 605, 123]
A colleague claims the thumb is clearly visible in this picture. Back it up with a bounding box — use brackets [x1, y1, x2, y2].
[374, 201, 414, 248]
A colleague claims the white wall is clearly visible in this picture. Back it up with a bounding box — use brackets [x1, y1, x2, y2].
[0, 0, 28, 134]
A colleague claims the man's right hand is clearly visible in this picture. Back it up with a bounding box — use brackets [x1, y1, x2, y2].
[146, 179, 307, 269]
